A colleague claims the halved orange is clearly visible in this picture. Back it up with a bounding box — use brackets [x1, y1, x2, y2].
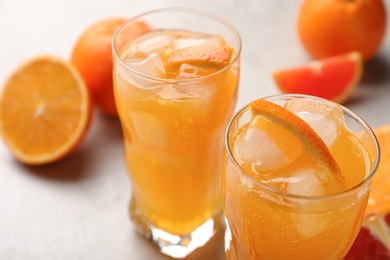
[365, 124, 390, 217]
[273, 52, 363, 104]
[249, 98, 346, 189]
[0, 55, 92, 165]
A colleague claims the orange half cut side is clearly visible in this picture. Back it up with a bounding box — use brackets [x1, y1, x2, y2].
[273, 52, 363, 104]
[0, 55, 92, 165]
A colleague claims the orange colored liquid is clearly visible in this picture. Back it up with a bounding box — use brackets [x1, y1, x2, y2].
[223, 102, 372, 259]
[114, 30, 239, 235]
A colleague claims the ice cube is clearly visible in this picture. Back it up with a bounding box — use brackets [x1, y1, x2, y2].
[286, 98, 344, 147]
[134, 34, 174, 54]
[156, 84, 197, 99]
[291, 210, 329, 238]
[285, 167, 331, 238]
[176, 63, 209, 79]
[124, 52, 166, 78]
[115, 53, 166, 90]
[233, 116, 291, 173]
[162, 65, 213, 97]
[173, 38, 208, 50]
[173, 34, 222, 50]
[287, 167, 328, 196]
[130, 111, 168, 149]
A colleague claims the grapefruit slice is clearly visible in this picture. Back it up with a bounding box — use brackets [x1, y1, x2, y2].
[273, 52, 363, 104]
[346, 211, 390, 259]
[249, 98, 346, 189]
[365, 124, 390, 217]
[0, 55, 92, 165]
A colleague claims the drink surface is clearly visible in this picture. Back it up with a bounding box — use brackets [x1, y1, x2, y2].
[114, 30, 239, 235]
[223, 97, 372, 259]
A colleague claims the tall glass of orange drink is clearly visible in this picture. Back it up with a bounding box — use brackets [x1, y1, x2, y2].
[223, 94, 380, 259]
[112, 8, 241, 258]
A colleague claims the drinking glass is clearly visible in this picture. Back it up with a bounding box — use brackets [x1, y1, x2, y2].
[223, 94, 380, 259]
[112, 7, 241, 258]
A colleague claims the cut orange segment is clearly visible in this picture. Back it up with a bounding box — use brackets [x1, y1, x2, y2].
[0, 55, 92, 165]
[273, 52, 363, 104]
[365, 124, 390, 217]
[249, 98, 346, 189]
[166, 44, 233, 69]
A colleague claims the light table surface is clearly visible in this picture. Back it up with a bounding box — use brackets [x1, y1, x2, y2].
[1, 0, 390, 259]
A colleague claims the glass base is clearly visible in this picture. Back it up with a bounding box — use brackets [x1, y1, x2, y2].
[129, 199, 224, 259]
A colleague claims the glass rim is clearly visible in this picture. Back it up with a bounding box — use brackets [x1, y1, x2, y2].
[112, 6, 242, 84]
[225, 94, 381, 201]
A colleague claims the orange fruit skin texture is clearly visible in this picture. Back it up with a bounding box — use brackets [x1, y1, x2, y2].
[71, 17, 127, 116]
[297, 0, 387, 61]
[71, 17, 150, 116]
[166, 44, 233, 69]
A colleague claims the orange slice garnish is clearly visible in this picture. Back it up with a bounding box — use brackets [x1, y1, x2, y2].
[249, 98, 346, 189]
[0, 55, 92, 165]
[166, 43, 233, 69]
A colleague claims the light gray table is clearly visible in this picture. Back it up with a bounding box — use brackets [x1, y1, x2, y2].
[1, 0, 389, 259]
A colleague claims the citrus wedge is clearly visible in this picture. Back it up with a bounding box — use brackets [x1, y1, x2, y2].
[249, 98, 346, 189]
[365, 124, 390, 216]
[346, 211, 390, 259]
[273, 52, 363, 104]
[166, 43, 233, 69]
[0, 55, 92, 165]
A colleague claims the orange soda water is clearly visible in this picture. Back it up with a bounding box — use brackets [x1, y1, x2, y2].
[113, 30, 240, 236]
[223, 95, 379, 259]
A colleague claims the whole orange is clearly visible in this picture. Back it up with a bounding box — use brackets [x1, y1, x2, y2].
[71, 17, 150, 116]
[297, 0, 387, 61]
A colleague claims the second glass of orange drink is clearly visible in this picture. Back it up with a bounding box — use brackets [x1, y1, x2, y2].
[112, 8, 241, 258]
[223, 94, 380, 259]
